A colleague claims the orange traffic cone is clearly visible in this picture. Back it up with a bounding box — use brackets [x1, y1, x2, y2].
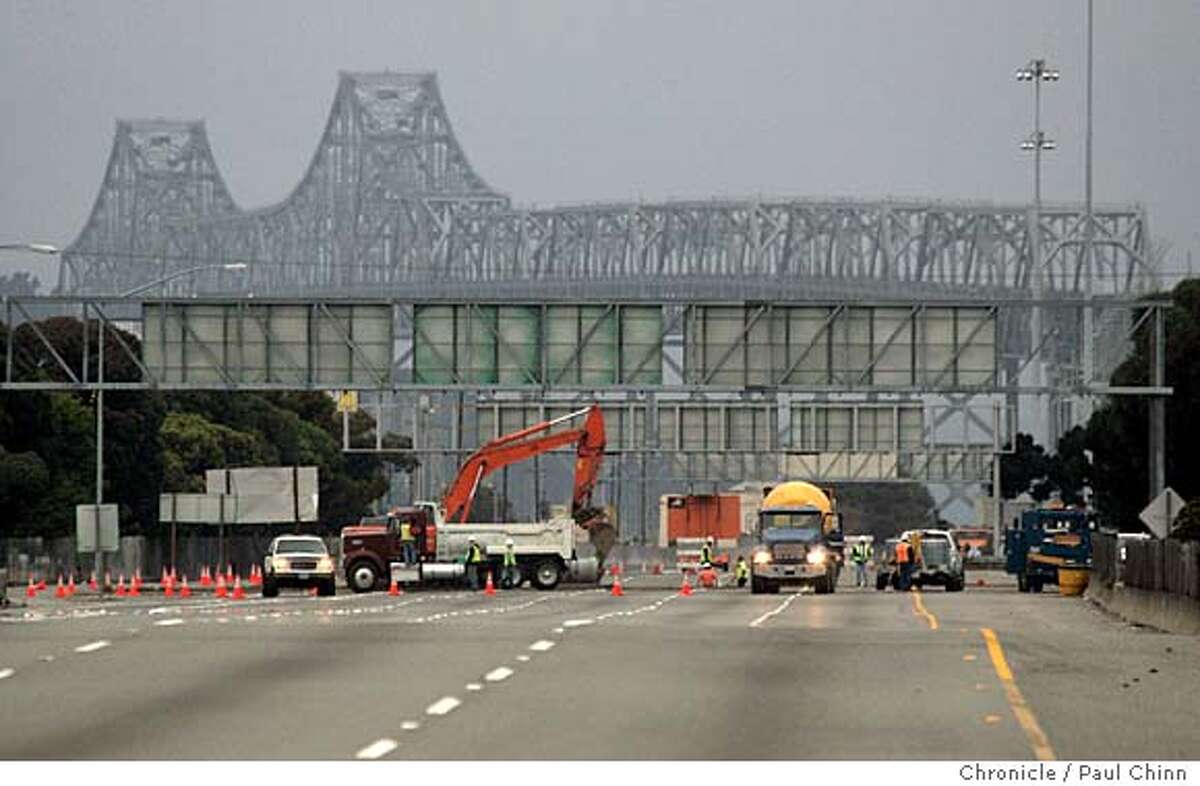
[200, 566, 212, 587]
[225, 565, 234, 585]
[55, 575, 67, 599]
[160, 566, 170, 588]
[87, 572, 98, 592]
[26, 578, 37, 598]
[104, 571, 112, 591]
[483, 571, 496, 596]
[129, 576, 141, 597]
[115, 575, 127, 597]
[611, 575, 624, 597]
[66, 575, 77, 596]
[214, 572, 228, 599]
[250, 565, 262, 587]
[164, 581, 175, 598]
[179, 576, 192, 599]
[679, 576, 693, 597]
[36, 577, 46, 591]
[309, 586, 319, 597]
[388, 579, 401, 597]
[231, 576, 246, 600]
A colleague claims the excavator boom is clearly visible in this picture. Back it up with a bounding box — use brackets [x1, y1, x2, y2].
[442, 406, 606, 523]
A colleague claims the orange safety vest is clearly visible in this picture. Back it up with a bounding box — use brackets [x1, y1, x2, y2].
[895, 542, 911, 564]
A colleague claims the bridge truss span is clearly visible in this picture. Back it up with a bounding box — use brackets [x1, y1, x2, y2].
[60, 72, 1154, 300]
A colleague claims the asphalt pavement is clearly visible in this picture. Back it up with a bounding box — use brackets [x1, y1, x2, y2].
[1, 572, 1197, 760]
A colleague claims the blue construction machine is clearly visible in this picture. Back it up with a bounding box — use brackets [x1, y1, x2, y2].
[1004, 507, 1093, 593]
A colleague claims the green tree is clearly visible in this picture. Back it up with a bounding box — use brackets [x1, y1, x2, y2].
[1084, 279, 1200, 528]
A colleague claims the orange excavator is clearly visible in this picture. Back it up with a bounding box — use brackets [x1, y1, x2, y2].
[442, 405, 608, 528]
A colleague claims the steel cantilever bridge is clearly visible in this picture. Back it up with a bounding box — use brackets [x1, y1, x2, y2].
[52, 71, 1161, 530]
[59, 71, 1152, 301]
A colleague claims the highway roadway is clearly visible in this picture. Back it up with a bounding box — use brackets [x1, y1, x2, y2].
[1, 573, 1197, 760]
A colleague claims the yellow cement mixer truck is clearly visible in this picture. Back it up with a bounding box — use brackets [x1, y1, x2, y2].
[748, 481, 845, 594]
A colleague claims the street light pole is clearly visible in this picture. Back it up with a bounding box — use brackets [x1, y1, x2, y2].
[1016, 58, 1060, 447]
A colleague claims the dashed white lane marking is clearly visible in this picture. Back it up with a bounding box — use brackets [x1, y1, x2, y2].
[516, 655, 531, 662]
[749, 593, 800, 628]
[465, 683, 483, 691]
[553, 627, 565, 633]
[153, 618, 185, 627]
[529, 640, 556, 652]
[0, 668, 14, 680]
[562, 618, 594, 628]
[74, 640, 111, 653]
[426, 696, 462, 716]
[38, 655, 55, 663]
[355, 738, 398, 760]
[485, 667, 514, 682]
[401, 721, 420, 731]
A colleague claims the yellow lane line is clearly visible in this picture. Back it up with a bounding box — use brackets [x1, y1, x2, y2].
[980, 627, 1056, 761]
[911, 589, 939, 630]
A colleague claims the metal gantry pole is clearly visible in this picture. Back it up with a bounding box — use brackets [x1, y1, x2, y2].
[1081, 0, 1097, 423]
[1149, 304, 1166, 500]
[95, 313, 105, 583]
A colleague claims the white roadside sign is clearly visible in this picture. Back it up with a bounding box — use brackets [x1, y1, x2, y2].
[1139, 487, 1185, 539]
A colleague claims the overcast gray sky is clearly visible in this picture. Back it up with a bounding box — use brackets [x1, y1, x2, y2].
[1, 0, 1197, 289]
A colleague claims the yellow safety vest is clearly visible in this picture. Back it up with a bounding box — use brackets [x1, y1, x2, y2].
[735, 561, 749, 579]
[466, 543, 484, 563]
[503, 549, 517, 567]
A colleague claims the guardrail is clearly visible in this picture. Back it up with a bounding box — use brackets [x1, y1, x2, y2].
[1111, 535, 1200, 599]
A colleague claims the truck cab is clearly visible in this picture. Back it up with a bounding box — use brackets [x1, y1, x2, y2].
[749, 482, 844, 595]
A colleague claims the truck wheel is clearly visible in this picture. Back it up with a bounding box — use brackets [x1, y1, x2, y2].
[1031, 578, 1044, 593]
[1018, 573, 1029, 593]
[750, 576, 764, 594]
[875, 573, 888, 591]
[767, 581, 780, 595]
[531, 560, 561, 591]
[318, 579, 336, 597]
[262, 578, 279, 598]
[347, 561, 379, 594]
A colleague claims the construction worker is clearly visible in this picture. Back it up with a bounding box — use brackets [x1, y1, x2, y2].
[464, 536, 485, 590]
[700, 536, 715, 569]
[850, 539, 873, 588]
[501, 538, 518, 589]
[399, 517, 417, 565]
[895, 538, 913, 591]
[734, 555, 749, 588]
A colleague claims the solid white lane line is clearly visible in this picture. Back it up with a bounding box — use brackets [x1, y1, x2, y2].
[426, 696, 461, 716]
[529, 640, 556, 652]
[355, 738, 398, 760]
[485, 667, 514, 682]
[749, 594, 800, 628]
[0, 668, 14, 680]
[74, 640, 111, 653]
[154, 618, 184, 627]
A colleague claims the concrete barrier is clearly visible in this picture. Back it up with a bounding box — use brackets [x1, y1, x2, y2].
[1087, 582, 1200, 636]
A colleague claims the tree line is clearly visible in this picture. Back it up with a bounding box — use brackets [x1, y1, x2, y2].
[998, 279, 1200, 532]
[0, 317, 416, 539]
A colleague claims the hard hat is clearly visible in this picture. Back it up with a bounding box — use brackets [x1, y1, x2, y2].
[706, 536, 714, 543]
[468, 535, 477, 542]
[505, 538, 514, 546]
